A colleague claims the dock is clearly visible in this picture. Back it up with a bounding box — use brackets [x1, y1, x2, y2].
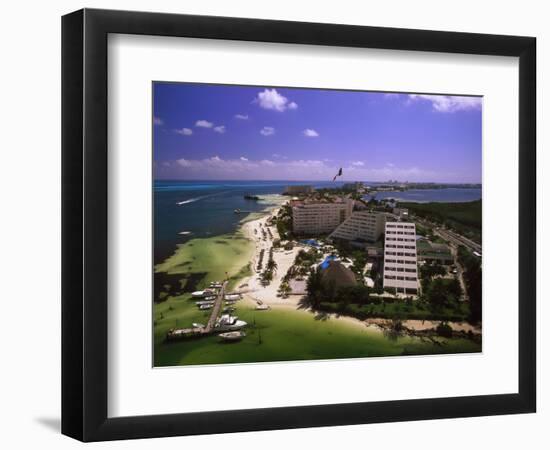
[166, 281, 228, 341]
[205, 281, 227, 332]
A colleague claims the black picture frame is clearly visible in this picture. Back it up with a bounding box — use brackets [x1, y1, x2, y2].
[62, 8, 536, 442]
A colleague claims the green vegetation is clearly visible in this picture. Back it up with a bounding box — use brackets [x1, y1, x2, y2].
[400, 200, 481, 243]
[306, 260, 470, 323]
[458, 246, 482, 323]
[423, 277, 462, 308]
[436, 322, 453, 338]
[317, 295, 470, 322]
[260, 247, 277, 285]
[275, 204, 293, 240]
[283, 248, 322, 280]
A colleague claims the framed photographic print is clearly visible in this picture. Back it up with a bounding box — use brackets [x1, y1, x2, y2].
[62, 8, 536, 441]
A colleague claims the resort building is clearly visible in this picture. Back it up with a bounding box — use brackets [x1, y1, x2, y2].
[284, 185, 314, 195]
[292, 198, 354, 235]
[383, 221, 419, 295]
[329, 211, 387, 243]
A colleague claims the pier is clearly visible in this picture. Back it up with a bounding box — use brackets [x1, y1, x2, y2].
[166, 281, 228, 341]
[205, 281, 227, 332]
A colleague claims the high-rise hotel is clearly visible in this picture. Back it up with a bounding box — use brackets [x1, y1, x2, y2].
[383, 221, 419, 295]
[291, 198, 354, 235]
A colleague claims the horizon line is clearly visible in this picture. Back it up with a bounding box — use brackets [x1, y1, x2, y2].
[153, 178, 482, 184]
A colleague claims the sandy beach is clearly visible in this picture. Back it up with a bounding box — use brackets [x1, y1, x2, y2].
[239, 206, 304, 308]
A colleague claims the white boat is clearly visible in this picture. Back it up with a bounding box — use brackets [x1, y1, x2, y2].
[203, 296, 217, 301]
[255, 304, 270, 310]
[195, 300, 215, 306]
[199, 304, 213, 310]
[224, 294, 241, 301]
[192, 323, 205, 329]
[219, 331, 246, 342]
[178, 231, 192, 235]
[215, 314, 247, 331]
[191, 289, 214, 298]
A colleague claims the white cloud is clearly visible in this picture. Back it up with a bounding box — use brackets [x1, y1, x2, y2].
[214, 125, 226, 134]
[260, 126, 275, 136]
[235, 114, 249, 120]
[162, 157, 445, 182]
[408, 94, 482, 113]
[153, 117, 163, 126]
[255, 89, 298, 112]
[351, 161, 364, 166]
[177, 158, 192, 167]
[303, 129, 319, 137]
[174, 128, 193, 136]
[195, 119, 214, 128]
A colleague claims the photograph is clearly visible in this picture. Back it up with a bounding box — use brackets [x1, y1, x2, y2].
[152, 83, 483, 367]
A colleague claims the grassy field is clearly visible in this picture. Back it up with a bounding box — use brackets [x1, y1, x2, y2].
[400, 200, 481, 242]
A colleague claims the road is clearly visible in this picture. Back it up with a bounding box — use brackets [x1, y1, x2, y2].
[415, 216, 482, 255]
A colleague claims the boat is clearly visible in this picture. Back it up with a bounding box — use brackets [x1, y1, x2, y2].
[199, 304, 213, 310]
[255, 304, 270, 311]
[195, 300, 215, 306]
[234, 209, 241, 214]
[178, 231, 192, 235]
[224, 293, 242, 301]
[166, 327, 204, 341]
[191, 289, 214, 298]
[203, 295, 217, 301]
[214, 314, 247, 331]
[192, 323, 205, 329]
[219, 331, 246, 342]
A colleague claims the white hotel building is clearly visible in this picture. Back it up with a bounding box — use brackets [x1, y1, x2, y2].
[329, 211, 387, 243]
[383, 221, 419, 295]
[292, 198, 354, 235]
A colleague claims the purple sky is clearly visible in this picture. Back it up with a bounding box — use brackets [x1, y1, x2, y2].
[153, 83, 482, 183]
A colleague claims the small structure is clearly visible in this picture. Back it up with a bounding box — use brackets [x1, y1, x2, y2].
[393, 207, 409, 219]
[417, 241, 454, 264]
[321, 260, 357, 288]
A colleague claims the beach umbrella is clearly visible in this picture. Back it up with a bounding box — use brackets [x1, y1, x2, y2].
[332, 167, 343, 181]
